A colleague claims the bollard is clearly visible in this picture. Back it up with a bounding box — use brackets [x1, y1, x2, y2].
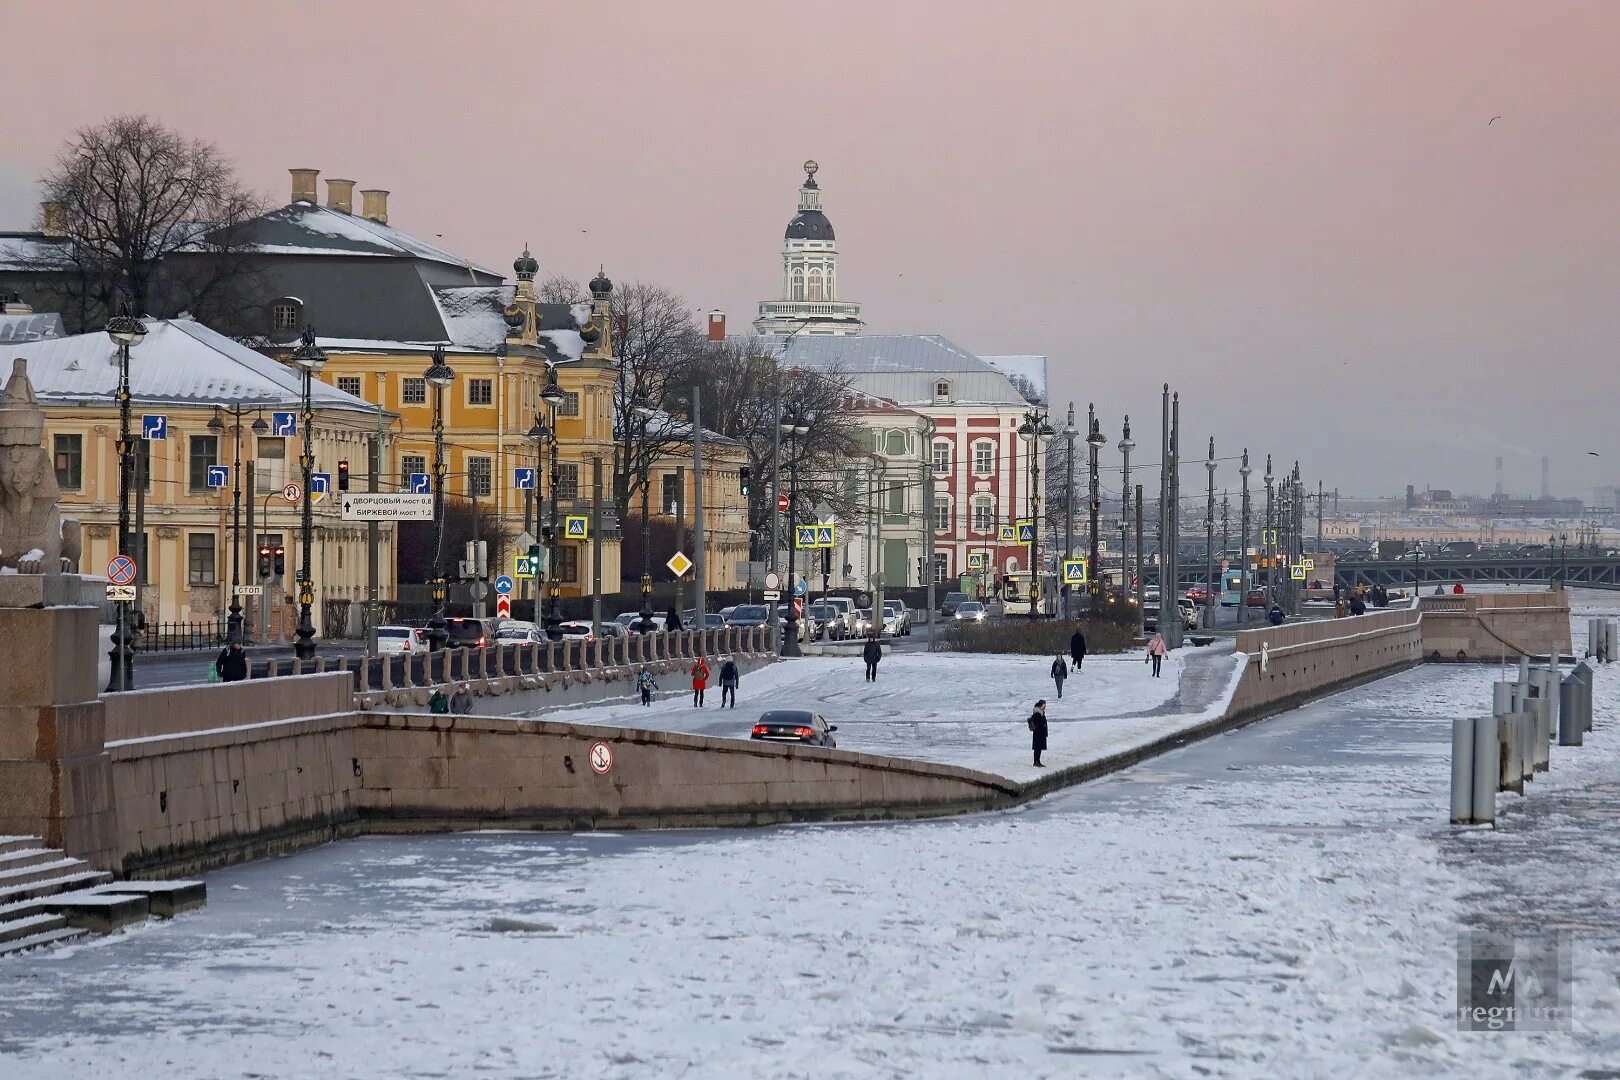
[1559, 673, 1584, 746]
[1531, 698, 1550, 772]
[1518, 655, 1531, 686]
[1497, 714, 1523, 795]
[1470, 716, 1497, 823]
[1451, 717, 1476, 823]
[1492, 681, 1514, 717]
[1574, 660, 1595, 731]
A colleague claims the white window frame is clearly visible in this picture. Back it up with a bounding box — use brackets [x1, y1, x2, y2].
[931, 440, 951, 475]
[971, 496, 994, 534]
[972, 440, 995, 476]
[933, 494, 951, 533]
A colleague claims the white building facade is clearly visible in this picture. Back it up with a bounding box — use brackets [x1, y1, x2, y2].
[753, 161, 865, 336]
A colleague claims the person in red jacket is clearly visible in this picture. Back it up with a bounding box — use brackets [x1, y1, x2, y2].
[1453, 582, 1465, 595]
[690, 656, 711, 707]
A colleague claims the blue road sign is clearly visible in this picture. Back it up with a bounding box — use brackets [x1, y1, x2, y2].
[793, 577, 808, 596]
[311, 472, 330, 494]
[1017, 523, 1036, 543]
[205, 465, 229, 489]
[814, 525, 835, 547]
[514, 467, 536, 490]
[494, 575, 515, 594]
[565, 515, 588, 538]
[409, 472, 430, 494]
[794, 525, 818, 549]
[271, 411, 297, 437]
[514, 556, 537, 579]
[141, 414, 167, 440]
[1062, 559, 1089, 585]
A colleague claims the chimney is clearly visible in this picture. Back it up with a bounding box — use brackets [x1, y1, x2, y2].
[1494, 456, 1505, 498]
[359, 189, 389, 225]
[289, 168, 319, 204]
[707, 310, 726, 341]
[325, 178, 356, 214]
[40, 201, 67, 238]
[1541, 456, 1550, 499]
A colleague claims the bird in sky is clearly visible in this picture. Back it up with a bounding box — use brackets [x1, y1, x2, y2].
[1489, 115, 1502, 125]
[1587, 451, 1601, 457]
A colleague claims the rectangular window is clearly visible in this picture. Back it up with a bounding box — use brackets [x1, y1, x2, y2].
[187, 533, 217, 586]
[933, 553, 951, 582]
[661, 473, 680, 514]
[972, 499, 994, 533]
[468, 378, 493, 406]
[557, 545, 580, 583]
[886, 480, 905, 514]
[556, 462, 580, 503]
[189, 435, 219, 491]
[402, 377, 426, 405]
[467, 456, 492, 498]
[53, 433, 82, 490]
[558, 391, 580, 417]
[401, 454, 426, 485]
[931, 442, 950, 475]
[934, 498, 951, 533]
[973, 442, 994, 475]
[336, 375, 362, 397]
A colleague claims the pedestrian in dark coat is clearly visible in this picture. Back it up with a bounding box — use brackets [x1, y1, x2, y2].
[1028, 700, 1049, 767]
[1349, 596, 1366, 616]
[1050, 656, 1068, 699]
[216, 642, 249, 683]
[428, 689, 449, 715]
[862, 634, 882, 682]
[718, 658, 740, 708]
[666, 606, 683, 632]
[1268, 604, 1285, 627]
[450, 684, 473, 715]
[1069, 628, 1087, 672]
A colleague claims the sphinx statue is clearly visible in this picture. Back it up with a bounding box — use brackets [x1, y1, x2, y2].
[0, 358, 81, 574]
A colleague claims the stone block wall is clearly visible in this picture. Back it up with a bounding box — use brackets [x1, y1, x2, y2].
[1227, 603, 1424, 720]
[1419, 590, 1572, 661]
[103, 673, 355, 743]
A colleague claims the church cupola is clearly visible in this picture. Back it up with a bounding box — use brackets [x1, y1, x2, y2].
[754, 160, 863, 336]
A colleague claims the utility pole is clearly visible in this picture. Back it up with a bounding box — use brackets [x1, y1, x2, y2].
[692, 385, 706, 627]
[673, 465, 686, 620]
[1085, 404, 1102, 617]
[245, 461, 257, 643]
[1167, 390, 1182, 649]
[1063, 402, 1075, 618]
[1238, 450, 1251, 627]
[1134, 485, 1145, 635]
[366, 416, 380, 657]
[767, 383, 780, 643]
[1316, 478, 1324, 556]
[922, 446, 937, 627]
[1205, 437, 1216, 629]
[1119, 415, 1134, 607]
[1158, 386, 1169, 621]
[590, 457, 604, 636]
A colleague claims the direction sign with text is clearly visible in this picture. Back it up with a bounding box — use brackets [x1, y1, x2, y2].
[339, 493, 434, 520]
[233, 584, 264, 596]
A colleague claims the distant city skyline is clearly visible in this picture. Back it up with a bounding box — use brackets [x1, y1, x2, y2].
[3, 0, 1618, 499]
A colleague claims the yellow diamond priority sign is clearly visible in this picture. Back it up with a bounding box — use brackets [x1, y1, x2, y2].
[666, 551, 693, 578]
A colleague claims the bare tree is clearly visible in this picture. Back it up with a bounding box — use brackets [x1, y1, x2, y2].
[33, 115, 266, 333]
[608, 280, 704, 523]
[536, 274, 583, 304]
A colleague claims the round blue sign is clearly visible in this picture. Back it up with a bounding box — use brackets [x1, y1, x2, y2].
[494, 575, 515, 594]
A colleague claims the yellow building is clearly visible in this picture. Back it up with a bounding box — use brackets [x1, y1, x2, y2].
[641, 428, 753, 589]
[0, 317, 400, 633]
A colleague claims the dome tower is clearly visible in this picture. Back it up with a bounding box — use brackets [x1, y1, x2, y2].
[753, 161, 864, 336]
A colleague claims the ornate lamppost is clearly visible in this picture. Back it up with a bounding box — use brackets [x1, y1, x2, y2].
[210, 405, 269, 645]
[1017, 407, 1054, 620]
[1263, 454, 1275, 607]
[635, 405, 657, 632]
[422, 345, 455, 651]
[1238, 448, 1252, 626]
[780, 408, 810, 655]
[1204, 437, 1217, 628]
[525, 412, 547, 610]
[1085, 405, 1106, 608]
[290, 328, 327, 661]
[1062, 404, 1076, 618]
[105, 300, 146, 693]
[1119, 416, 1135, 611]
[541, 363, 566, 638]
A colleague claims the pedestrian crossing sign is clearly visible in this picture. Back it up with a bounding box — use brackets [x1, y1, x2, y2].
[1062, 559, 1088, 585]
[565, 515, 588, 539]
[1290, 563, 1307, 581]
[1016, 521, 1035, 543]
[794, 524, 836, 549]
[998, 524, 1017, 543]
[1303, 558, 1315, 571]
[1263, 529, 1279, 545]
[514, 555, 537, 579]
[815, 524, 835, 547]
[968, 551, 987, 569]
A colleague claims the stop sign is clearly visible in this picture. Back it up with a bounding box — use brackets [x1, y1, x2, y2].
[777, 492, 790, 512]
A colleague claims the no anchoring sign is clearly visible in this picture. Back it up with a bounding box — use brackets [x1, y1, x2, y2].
[588, 741, 613, 775]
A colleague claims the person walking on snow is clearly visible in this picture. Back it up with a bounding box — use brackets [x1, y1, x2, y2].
[1028, 699, 1049, 767]
[862, 633, 883, 682]
[718, 657, 740, 708]
[690, 656, 710, 707]
[1050, 655, 1068, 699]
[636, 669, 657, 706]
[450, 683, 473, 715]
[1069, 627, 1087, 672]
[216, 641, 249, 683]
[1146, 632, 1167, 678]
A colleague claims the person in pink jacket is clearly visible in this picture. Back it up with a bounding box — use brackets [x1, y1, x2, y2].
[1146, 632, 1168, 678]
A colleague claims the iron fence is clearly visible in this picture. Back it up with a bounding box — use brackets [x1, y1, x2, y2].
[137, 621, 225, 653]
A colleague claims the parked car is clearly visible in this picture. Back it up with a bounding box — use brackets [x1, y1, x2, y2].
[681, 610, 728, 630]
[375, 625, 423, 655]
[953, 600, 988, 623]
[807, 603, 845, 640]
[494, 620, 544, 645]
[940, 591, 970, 617]
[751, 710, 837, 748]
[818, 596, 860, 637]
[1184, 585, 1209, 604]
[596, 621, 627, 639]
[445, 617, 499, 649]
[725, 604, 770, 627]
[555, 621, 596, 642]
[615, 611, 667, 632]
[1177, 597, 1198, 630]
[882, 600, 912, 636]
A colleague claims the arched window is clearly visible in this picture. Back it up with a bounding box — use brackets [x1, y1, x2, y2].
[825, 270, 835, 299]
[807, 270, 824, 302]
[791, 271, 805, 302]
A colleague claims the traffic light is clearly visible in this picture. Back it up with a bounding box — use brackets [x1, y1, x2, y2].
[337, 458, 350, 491]
[739, 465, 751, 496]
[257, 545, 271, 581]
[273, 546, 286, 577]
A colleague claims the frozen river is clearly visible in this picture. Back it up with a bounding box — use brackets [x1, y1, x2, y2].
[2, 600, 1618, 1078]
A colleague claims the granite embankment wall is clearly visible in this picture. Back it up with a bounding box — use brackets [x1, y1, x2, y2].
[1418, 592, 1574, 661]
[1227, 604, 1425, 721]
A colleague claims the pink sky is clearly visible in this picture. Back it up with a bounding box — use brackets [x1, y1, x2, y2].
[5, 0, 1619, 500]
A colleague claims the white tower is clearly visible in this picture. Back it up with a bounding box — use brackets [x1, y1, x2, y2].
[754, 160, 864, 336]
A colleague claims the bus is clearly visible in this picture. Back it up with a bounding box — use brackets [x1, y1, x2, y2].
[1000, 571, 1056, 617]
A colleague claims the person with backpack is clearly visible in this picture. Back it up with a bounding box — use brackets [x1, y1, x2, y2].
[690, 655, 711, 707]
[1028, 699, 1049, 768]
[862, 633, 883, 682]
[1050, 655, 1068, 699]
[636, 669, 657, 706]
[718, 657, 740, 708]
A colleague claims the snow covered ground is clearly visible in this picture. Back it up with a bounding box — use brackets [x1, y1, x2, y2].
[498, 648, 1236, 782]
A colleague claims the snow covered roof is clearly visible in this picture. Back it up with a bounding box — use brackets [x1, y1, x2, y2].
[236, 203, 497, 275]
[748, 332, 1028, 407]
[0, 317, 384, 415]
[981, 354, 1048, 402]
[0, 233, 69, 271]
[0, 312, 64, 343]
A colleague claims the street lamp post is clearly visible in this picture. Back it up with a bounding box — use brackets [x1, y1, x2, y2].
[1238, 449, 1251, 626]
[540, 364, 566, 638]
[1205, 437, 1217, 628]
[105, 301, 146, 693]
[1017, 407, 1054, 621]
[210, 406, 268, 645]
[525, 414, 547, 610]
[780, 409, 810, 656]
[1063, 404, 1076, 618]
[635, 405, 656, 631]
[1118, 416, 1134, 610]
[1085, 406, 1106, 611]
[291, 328, 327, 662]
[1263, 455, 1275, 609]
[422, 345, 455, 651]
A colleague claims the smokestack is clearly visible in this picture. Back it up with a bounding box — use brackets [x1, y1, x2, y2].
[40, 201, 67, 238]
[1495, 456, 1505, 498]
[1541, 456, 1550, 499]
[289, 168, 319, 204]
[359, 189, 389, 225]
[325, 178, 356, 214]
[707, 310, 726, 341]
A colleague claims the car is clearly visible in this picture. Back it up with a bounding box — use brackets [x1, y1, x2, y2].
[615, 611, 667, 632]
[555, 621, 596, 642]
[1184, 585, 1209, 604]
[445, 616, 499, 649]
[682, 610, 728, 630]
[1246, 587, 1268, 608]
[854, 608, 875, 636]
[774, 605, 812, 642]
[1177, 597, 1198, 630]
[725, 604, 770, 627]
[750, 710, 838, 748]
[494, 620, 544, 645]
[818, 596, 860, 637]
[596, 621, 628, 639]
[882, 600, 912, 635]
[953, 600, 988, 622]
[807, 603, 845, 640]
[940, 591, 970, 617]
[375, 625, 423, 655]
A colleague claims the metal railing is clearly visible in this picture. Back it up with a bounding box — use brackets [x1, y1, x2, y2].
[137, 621, 226, 653]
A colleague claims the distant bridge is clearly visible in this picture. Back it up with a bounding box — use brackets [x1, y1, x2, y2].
[1333, 555, 1620, 591]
